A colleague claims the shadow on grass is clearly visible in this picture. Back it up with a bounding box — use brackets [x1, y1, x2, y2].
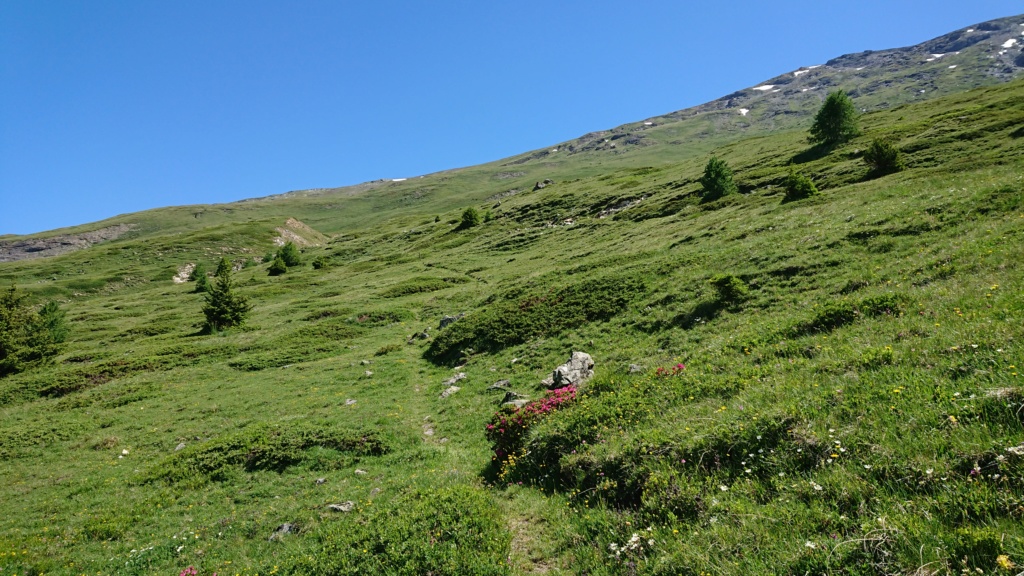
[790, 143, 832, 164]
[673, 300, 728, 329]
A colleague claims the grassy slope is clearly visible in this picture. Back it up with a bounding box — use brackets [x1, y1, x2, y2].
[0, 79, 1022, 575]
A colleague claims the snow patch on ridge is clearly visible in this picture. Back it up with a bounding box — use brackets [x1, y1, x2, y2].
[752, 85, 774, 91]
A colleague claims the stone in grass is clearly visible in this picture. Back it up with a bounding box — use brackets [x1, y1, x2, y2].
[487, 379, 511, 391]
[355, 469, 368, 476]
[328, 501, 355, 513]
[628, 364, 643, 374]
[174, 442, 187, 452]
[443, 372, 466, 386]
[269, 523, 295, 541]
[541, 351, 595, 389]
[315, 477, 326, 485]
[440, 385, 461, 399]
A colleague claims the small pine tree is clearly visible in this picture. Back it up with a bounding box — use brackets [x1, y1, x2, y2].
[311, 255, 329, 270]
[783, 169, 819, 201]
[709, 274, 749, 305]
[203, 264, 252, 332]
[863, 139, 906, 176]
[190, 262, 210, 293]
[278, 242, 302, 267]
[459, 207, 481, 230]
[268, 256, 288, 276]
[700, 157, 738, 201]
[0, 285, 66, 376]
[809, 90, 860, 146]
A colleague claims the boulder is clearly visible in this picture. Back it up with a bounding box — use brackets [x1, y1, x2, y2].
[440, 385, 461, 399]
[439, 314, 465, 330]
[546, 351, 595, 389]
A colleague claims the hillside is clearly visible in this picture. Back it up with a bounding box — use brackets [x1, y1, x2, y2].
[2, 17, 1024, 576]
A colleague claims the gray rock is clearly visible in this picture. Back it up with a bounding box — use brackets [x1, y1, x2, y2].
[315, 477, 326, 485]
[628, 364, 643, 374]
[487, 379, 511, 391]
[502, 399, 530, 409]
[440, 385, 461, 399]
[369, 487, 382, 497]
[360, 359, 371, 365]
[548, 351, 595, 389]
[364, 370, 373, 377]
[443, 372, 466, 386]
[269, 523, 295, 541]
[438, 314, 465, 330]
[328, 501, 355, 513]
[345, 398, 357, 405]
[355, 469, 368, 476]
[174, 442, 186, 452]
[501, 391, 528, 405]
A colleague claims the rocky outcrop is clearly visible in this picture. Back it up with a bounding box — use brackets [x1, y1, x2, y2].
[541, 351, 595, 389]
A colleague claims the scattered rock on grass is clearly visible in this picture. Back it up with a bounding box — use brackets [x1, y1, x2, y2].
[443, 372, 466, 386]
[542, 351, 595, 389]
[269, 523, 295, 541]
[440, 386, 461, 399]
[174, 442, 186, 452]
[439, 314, 465, 330]
[328, 501, 355, 513]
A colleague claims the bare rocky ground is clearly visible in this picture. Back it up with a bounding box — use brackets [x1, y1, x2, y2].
[0, 224, 136, 262]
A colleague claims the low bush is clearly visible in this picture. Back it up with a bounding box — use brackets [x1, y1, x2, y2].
[144, 423, 388, 485]
[380, 276, 468, 298]
[709, 274, 749, 305]
[863, 139, 906, 176]
[286, 485, 510, 575]
[783, 169, 819, 201]
[425, 274, 646, 365]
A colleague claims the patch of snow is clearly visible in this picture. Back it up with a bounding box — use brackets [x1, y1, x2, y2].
[999, 50, 1007, 56]
[739, 108, 749, 116]
[931, 53, 945, 58]
[920, 89, 926, 93]
[855, 67, 865, 71]
[752, 85, 774, 91]
[801, 88, 809, 92]
[392, 178, 407, 182]
[807, 65, 822, 69]
[794, 69, 809, 77]
[926, 58, 935, 62]
[1002, 38, 1018, 48]
[643, 121, 653, 126]
[771, 89, 780, 93]
[551, 148, 559, 152]
[966, 29, 974, 32]
[948, 65, 957, 69]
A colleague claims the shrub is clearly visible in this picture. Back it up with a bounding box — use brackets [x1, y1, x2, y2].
[277, 241, 301, 266]
[311, 255, 330, 270]
[203, 261, 252, 332]
[700, 157, 738, 201]
[459, 207, 481, 230]
[267, 256, 288, 276]
[1, 284, 66, 377]
[863, 138, 906, 176]
[187, 262, 206, 282]
[783, 169, 819, 201]
[809, 90, 860, 146]
[425, 274, 646, 365]
[287, 486, 510, 576]
[709, 274, 749, 304]
[486, 385, 577, 461]
[145, 423, 388, 484]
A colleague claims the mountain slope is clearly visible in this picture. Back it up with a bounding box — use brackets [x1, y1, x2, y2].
[1, 16, 1023, 576]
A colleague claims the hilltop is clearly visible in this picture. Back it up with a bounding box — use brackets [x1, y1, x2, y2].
[1, 14, 1023, 576]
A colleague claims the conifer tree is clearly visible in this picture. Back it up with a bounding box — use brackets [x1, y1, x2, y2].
[0, 284, 66, 376]
[700, 157, 738, 201]
[278, 242, 302, 267]
[203, 260, 251, 332]
[809, 90, 860, 146]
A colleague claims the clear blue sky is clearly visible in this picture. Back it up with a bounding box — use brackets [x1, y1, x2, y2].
[0, 2, 1016, 235]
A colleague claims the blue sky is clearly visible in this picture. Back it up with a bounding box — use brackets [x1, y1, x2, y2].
[0, 2, 1016, 235]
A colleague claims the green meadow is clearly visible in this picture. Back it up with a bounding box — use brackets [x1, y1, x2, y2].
[1, 77, 1023, 575]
